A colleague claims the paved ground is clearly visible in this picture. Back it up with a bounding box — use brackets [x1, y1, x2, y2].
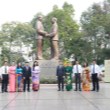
[0, 83, 110, 110]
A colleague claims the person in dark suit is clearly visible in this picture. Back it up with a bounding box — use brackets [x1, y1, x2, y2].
[56, 61, 65, 91]
[22, 62, 32, 92]
[90, 60, 101, 92]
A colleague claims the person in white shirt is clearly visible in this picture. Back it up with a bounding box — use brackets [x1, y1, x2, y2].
[90, 60, 101, 92]
[0, 61, 9, 93]
[73, 61, 83, 91]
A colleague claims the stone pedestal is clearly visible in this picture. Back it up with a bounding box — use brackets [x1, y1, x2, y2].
[104, 60, 110, 82]
[37, 60, 59, 81]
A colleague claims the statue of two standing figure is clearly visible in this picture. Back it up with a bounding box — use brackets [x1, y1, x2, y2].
[36, 15, 59, 60]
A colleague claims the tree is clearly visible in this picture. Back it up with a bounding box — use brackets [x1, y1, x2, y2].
[0, 22, 35, 63]
[62, 2, 74, 16]
[53, 5, 59, 11]
[13, 22, 35, 46]
[80, 0, 110, 63]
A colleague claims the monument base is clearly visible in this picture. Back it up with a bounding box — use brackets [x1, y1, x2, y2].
[37, 60, 59, 83]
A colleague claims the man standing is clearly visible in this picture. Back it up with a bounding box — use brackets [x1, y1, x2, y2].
[73, 61, 82, 91]
[36, 15, 47, 60]
[23, 62, 32, 92]
[90, 60, 101, 92]
[0, 61, 9, 93]
[56, 61, 65, 91]
[46, 17, 59, 60]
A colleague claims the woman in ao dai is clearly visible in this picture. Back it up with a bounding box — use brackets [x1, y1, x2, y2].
[32, 61, 40, 91]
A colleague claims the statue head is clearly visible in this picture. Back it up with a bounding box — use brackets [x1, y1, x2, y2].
[37, 15, 43, 21]
[51, 17, 57, 24]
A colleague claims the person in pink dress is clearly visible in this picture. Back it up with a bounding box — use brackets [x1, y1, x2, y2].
[8, 61, 16, 92]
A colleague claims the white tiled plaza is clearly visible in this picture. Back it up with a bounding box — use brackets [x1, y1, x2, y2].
[0, 83, 110, 110]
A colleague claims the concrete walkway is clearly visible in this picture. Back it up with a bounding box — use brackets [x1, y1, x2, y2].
[0, 83, 110, 110]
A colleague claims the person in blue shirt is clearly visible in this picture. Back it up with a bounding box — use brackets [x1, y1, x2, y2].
[16, 63, 23, 92]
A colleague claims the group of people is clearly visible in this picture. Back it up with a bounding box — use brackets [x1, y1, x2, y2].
[56, 60, 102, 92]
[0, 59, 102, 93]
[0, 61, 40, 93]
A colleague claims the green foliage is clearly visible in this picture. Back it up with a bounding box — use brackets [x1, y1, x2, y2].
[63, 2, 75, 16]
[68, 36, 93, 63]
[0, 22, 35, 64]
[53, 5, 59, 11]
[13, 22, 36, 45]
[0, 47, 26, 64]
[0, 47, 10, 64]
[80, 0, 110, 63]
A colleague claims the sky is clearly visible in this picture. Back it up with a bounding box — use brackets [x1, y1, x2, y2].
[0, 0, 104, 26]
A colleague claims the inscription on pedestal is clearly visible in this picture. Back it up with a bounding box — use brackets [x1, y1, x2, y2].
[38, 60, 58, 80]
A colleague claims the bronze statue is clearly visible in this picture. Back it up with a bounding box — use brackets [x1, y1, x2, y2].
[46, 17, 59, 60]
[36, 15, 47, 60]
